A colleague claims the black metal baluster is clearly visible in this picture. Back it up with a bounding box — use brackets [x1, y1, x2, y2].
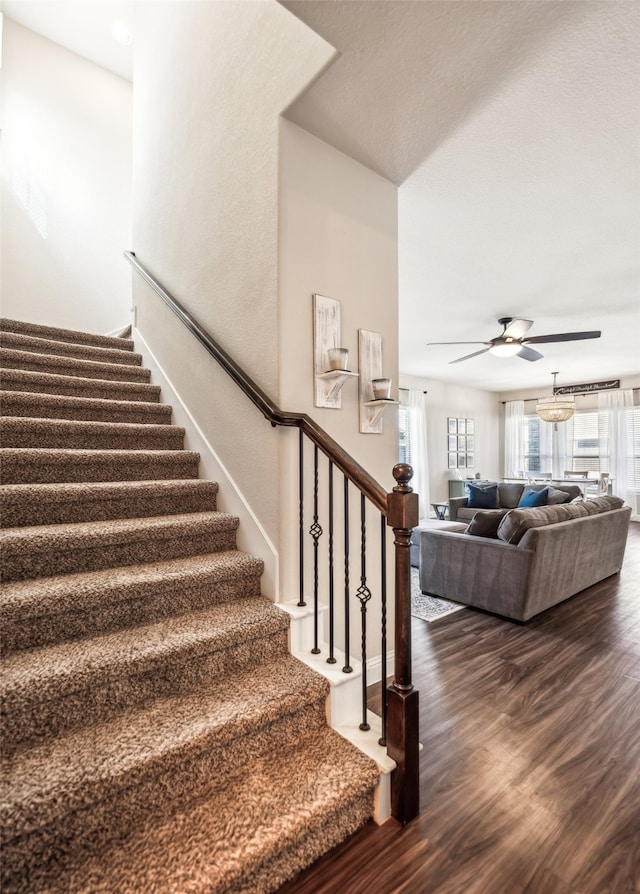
[310, 445, 323, 654]
[298, 428, 306, 607]
[356, 492, 372, 730]
[343, 476, 353, 674]
[379, 514, 387, 746]
[327, 460, 336, 664]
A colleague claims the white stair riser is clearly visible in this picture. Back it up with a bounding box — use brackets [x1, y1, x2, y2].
[279, 600, 395, 824]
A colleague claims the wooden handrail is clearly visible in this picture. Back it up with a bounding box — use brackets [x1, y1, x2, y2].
[125, 251, 388, 513]
[125, 249, 419, 823]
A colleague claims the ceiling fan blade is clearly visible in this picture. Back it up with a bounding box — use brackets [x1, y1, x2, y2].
[449, 347, 490, 364]
[503, 318, 533, 339]
[517, 345, 544, 362]
[427, 341, 490, 346]
[524, 330, 601, 344]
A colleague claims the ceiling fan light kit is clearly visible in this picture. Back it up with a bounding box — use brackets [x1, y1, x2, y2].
[427, 317, 601, 365]
[488, 338, 521, 358]
[536, 372, 575, 423]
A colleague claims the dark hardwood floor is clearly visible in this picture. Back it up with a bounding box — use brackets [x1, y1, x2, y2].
[278, 521, 640, 894]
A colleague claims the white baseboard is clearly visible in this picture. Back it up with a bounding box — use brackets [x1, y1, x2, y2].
[132, 327, 279, 599]
[104, 324, 132, 338]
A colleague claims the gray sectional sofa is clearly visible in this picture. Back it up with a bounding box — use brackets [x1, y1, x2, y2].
[448, 481, 583, 522]
[419, 495, 631, 621]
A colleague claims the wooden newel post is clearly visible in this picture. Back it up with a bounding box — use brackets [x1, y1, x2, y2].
[386, 462, 420, 824]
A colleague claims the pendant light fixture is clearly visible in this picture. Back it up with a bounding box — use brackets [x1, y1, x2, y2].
[536, 371, 575, 423]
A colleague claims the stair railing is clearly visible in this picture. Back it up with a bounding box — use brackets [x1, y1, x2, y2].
[125, 250, 419, 824]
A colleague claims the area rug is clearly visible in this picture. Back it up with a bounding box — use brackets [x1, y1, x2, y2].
[411, 568, 465, 622]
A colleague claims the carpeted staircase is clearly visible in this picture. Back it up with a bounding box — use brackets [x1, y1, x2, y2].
[0, 317, 379, 893]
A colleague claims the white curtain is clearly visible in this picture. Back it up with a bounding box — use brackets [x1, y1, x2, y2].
[538, 416, 553, 475]
[551, 416, 573, 480]
[407, 390, 430, 520]
[598, 389, 636, 517]
[504, 401, 525, 478]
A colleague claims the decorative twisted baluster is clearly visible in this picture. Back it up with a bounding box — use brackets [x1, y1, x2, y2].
[309, 445, 323, 654]
[356, 493, 372, 731]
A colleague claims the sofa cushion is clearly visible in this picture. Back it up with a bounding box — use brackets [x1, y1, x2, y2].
[465, 509, 509, 539]
[518, 486, 549, 508]
[588, 495, 624, 512]
[467, 483, 499, 509]
[497, 498, 624, 545]
[547, 486, 572, 505]
[497, 504, 575, 545]
[456, 507, 484, 521]
[568, 501, 591, 518]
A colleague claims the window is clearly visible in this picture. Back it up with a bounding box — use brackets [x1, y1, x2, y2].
[522, 414, 551, 474]
[627, 407, 640, 490]
[523, 415, 541, 472]
[509, 398, 639, 508]
[570, 411, 608, 473]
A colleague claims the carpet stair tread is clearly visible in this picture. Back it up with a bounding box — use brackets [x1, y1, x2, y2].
[0, 318, 135, 351]
[6, 726, 377, 894]
[0, 416, 185, 450]
[1, 597, 290, 752]
[2, 655, 328, 846]
[0, 331, 143, 366]
[0, 478, 219, 528]
[1, 511, 239, 580]
[0, 447, 200, 484]
[1, 550, 262, 652]
[0, 390, 172, 424]
[0, 316, 380, 893]
[0, 348, 151, 382]
[0, 368, 161, 402]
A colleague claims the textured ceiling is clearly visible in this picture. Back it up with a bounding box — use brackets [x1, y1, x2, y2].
[282, 0, 584, 186]
[283, 0, 640, 392]
[5, 0, 639, 393]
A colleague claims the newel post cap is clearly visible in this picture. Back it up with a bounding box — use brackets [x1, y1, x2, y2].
[387, 464, 419, 529]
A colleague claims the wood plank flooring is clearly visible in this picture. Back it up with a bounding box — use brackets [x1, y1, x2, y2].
[278, 521, 640, 894]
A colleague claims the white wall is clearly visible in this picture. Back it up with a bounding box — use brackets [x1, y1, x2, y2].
[279, 121, 399, 483]
[1, 19, 132, 333]
[400, 373, 502, 504]
[131, 1, 333, 581]
[279, 120, 399, 627]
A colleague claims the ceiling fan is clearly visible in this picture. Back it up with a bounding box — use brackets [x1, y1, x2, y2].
[427, 317, 601, 364]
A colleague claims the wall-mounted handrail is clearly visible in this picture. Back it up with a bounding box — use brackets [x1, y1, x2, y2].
[125, 249, 419, 824]
[125, 251, 387, 514]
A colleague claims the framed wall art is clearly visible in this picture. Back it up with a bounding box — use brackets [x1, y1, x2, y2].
[447, 417, 474, 468]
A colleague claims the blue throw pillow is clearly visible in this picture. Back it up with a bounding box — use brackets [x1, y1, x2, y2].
[518, 486, 549, 508]
[467, 483, 499, 509]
